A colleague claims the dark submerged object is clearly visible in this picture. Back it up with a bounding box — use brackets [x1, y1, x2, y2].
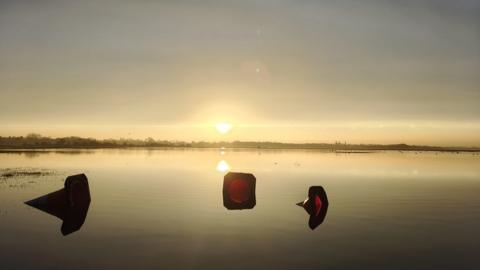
[297, 186, 329, 230]
[25, 174, 91, 236]
[223, 172, 256, 210]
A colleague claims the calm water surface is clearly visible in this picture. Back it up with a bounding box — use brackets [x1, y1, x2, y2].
[1, 149, 479, 269]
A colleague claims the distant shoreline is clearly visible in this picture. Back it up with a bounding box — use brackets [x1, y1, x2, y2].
[1, 146, 479, 153]
[1, 134, 479, 152]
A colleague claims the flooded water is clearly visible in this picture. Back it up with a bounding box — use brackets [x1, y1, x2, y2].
[1, 149, 479, 269]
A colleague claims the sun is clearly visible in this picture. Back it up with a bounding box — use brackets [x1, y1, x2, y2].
[216, 122, 232, 134]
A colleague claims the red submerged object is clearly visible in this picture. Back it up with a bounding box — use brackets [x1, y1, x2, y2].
[297, 186, 329, 230]
[223, 172, 256, 210]
[25, 174, 91, 236]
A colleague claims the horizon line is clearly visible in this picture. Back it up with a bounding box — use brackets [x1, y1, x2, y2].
[1, 133, 479, 149]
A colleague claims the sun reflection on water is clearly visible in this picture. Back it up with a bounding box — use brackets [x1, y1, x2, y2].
[216, 160, 230, 173]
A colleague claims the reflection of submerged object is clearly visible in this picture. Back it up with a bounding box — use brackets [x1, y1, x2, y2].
[25, 174, 91, 236]
[297, 186, 329, 230]
[223, 172, 256, 210]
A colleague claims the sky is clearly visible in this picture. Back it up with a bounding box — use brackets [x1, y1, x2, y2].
[1, 0, 479, 146]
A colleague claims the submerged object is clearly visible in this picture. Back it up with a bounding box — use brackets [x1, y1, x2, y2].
[25, 174, 91, 236]
[223, 172, 256, 210]
[297, 186, 329, 230]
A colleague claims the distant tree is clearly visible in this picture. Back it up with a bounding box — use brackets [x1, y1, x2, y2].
[26, 133, 42, 139]
[145, 137, 155, 146]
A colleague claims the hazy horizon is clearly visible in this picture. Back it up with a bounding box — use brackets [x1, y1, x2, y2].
[1, 0, 479, 146]
[1, 131, 480, 149]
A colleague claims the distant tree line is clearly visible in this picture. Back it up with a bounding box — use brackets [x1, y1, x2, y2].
[0, 133, 478, 151]
[0, 133, 186, 148]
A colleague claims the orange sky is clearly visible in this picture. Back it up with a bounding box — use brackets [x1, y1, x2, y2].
[1, 1, 479, 146]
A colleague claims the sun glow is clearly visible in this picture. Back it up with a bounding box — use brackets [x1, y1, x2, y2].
[216, 122, 232, 134]
[216, 160, 230, 172]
